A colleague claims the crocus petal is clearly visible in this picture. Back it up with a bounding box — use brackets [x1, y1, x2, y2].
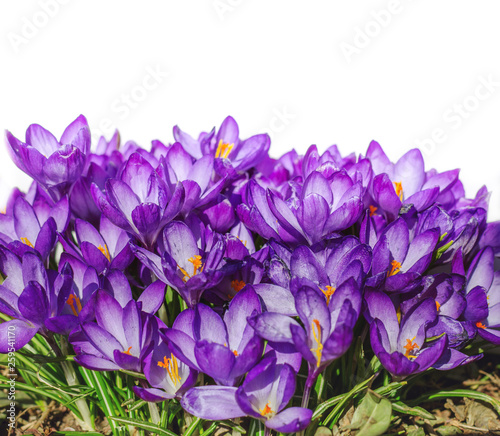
[138, 281, 166, 314]
[181, 386, 245, 420]
[0, 319, 39, 352]
[133, 386, 175, 402]
[265, 407, 313, 433]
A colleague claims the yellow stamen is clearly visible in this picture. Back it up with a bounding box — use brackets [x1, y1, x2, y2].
[231, 280, 246, 293]
[188, 255, 203, 276]
[319, 285, 336, 305]
[393, 181, 403, 201]
[98, 244, 111, 262]
[158, 353, 182, 386]
[123, 346, 133, 356]
[396, 306, 402, 324]
[476, 321, 486, 329]
[67, 294, 83, 316]
[310, 319, 323, 368]
[259, 402, 275, 418]
[403, 337, 419, 359]
[20, 237, 34, 248]
[387, 260, 401, 277]
[215, 139, 234, 159]
[369, 205, 378, 217]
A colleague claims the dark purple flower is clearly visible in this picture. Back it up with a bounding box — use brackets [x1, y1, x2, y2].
[92, 152, 185, 247]
[181, 354, 312, 433]
[60, 216, 134, 274]
[163, 287, 264, 386]
[174, 116, 270, 176]
[133, 339, 198, 402]
[366, 291, 448, 377]
[133, 221, 226, 307]
[73, 290, 159, 372]
[0, 250, 73, 351]
[6, 115, 90, 200]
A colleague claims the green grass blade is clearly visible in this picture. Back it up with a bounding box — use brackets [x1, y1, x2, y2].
[109, 416, 179, 436]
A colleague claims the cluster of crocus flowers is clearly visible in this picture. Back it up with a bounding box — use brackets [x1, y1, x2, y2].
[0, 114, 499, 433]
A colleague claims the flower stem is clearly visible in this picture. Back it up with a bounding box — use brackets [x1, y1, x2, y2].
[47, 334, 94, 430]
[301, 367, 318, 409]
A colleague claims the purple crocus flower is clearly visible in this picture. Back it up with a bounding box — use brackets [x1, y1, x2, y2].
[365, 141, 463, 220]
[73, 290, 159, 372]
[0, 196, 59, 262]
[92, 152, 185, 247]
[162, 286, 264, 386]
[181, 354, 312, 433]
[60, 216, 134, 274]
[367, 217, 439, 293]
[0, 250, 73, 351]
[250, 281, 361, 406]
[366, 291, 449, 378]
[157, 142, 227, 216]
[133, 221, 226, 307]
[174, 116, 271, 176]
[5, 116, 90, 200]
[464, 247, 500, 344]
[133, 339, 198, 402]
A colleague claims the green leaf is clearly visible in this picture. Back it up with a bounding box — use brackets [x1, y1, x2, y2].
[407, 428, 426, 436]
[392, 401, 435, 420]
[349, 391, 392, 436]
[109, 416, 179, 436]
[410, 388, 500, 415]
[314, 374, 375, 422]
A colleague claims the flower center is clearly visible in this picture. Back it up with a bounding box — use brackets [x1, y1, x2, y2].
[215, 139, 233, 159]
[387, 260, 401, 277]
[369, 205, 378, 217]
[310, 319, 323, 368]
[319, 285, 336, 305]
[157, 353, 182, 387]
[476, 321, 486, 329]
[98, 244, 111, 262]
[259, 402, 275, 419]
[393, 181, 403, 201]
[20, 237, 34, 248]
[66, 294, 83, 316]
[231, 280, 246, 293]
[122, 346, 133, 356]
[178, 255, 204, 282]
[403, 336, 419, 359]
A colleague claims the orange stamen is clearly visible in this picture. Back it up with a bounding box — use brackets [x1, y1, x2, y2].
[394, 181, 403, 201]
[98, 244, 111, 262]
[476, 321, 486, 329]
[158, 353, 182, 386]
[233, 349, 239, 356]
[369, 205, 378, 217]
[310, 319, 323, 368]
[20, 237, 34, 248]
[259, 402, 275, 418]
[403, 337, 419, 359]
[387, 260, 401, 277]
[215, 139, 234, 159]
[436, 301, 441, 312]
[123, 346, 133, 355]
[231, 280, 246, 293]
[319, 285, 336, 305]
[66, 294, 83, 316]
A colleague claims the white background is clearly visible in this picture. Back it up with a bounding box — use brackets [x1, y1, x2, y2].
[1, 1, 499, 219]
